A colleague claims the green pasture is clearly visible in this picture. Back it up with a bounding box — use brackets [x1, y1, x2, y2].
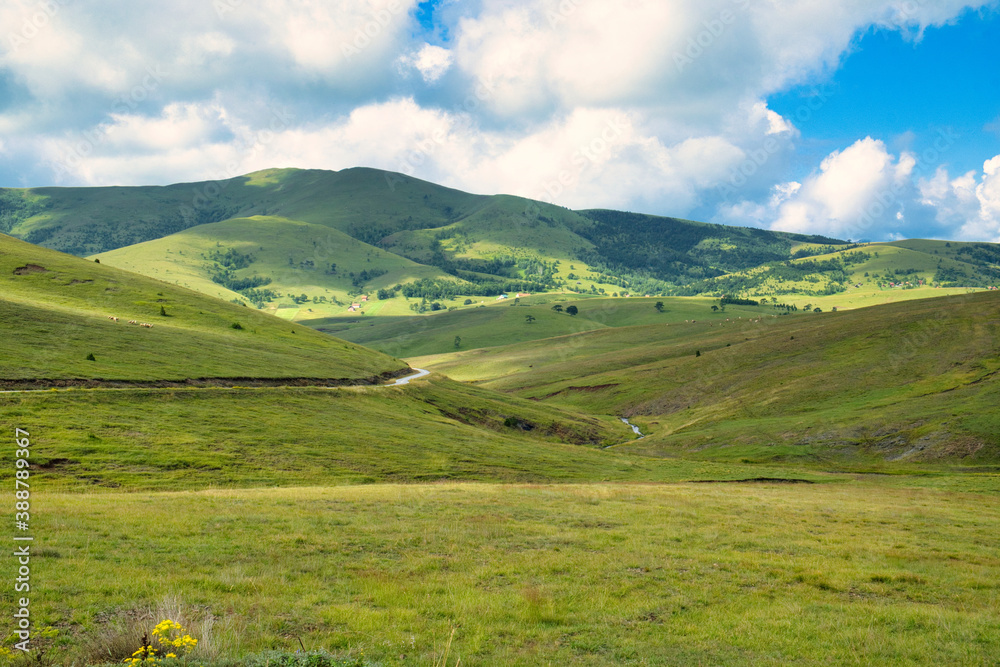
[14, 481, 1000, 665]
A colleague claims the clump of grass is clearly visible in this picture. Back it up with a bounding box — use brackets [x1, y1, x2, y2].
[242, 649, 372, 667]
[78, 598, 218, 665]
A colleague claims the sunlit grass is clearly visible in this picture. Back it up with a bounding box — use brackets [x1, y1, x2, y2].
[27, 481, 1000, 666]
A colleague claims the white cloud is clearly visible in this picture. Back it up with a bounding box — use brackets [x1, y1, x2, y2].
[918, 155, 1000, 242]
[397, 44, 453, 83]
[2, 0, 998, 242]
[449, 0, 996, 124]
[34, 96, 747, 216]
[922, 156, 1000, 241]
[750, 138, 916, 239]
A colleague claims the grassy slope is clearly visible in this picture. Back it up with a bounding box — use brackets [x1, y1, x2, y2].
[327, 296, 771, 358]
[0, 232, 405, 380]
[413, 292, 1000, 465]
[708, 241, 999, 299]
[1, 377, 673, 491]
[92, 216, 451, 312]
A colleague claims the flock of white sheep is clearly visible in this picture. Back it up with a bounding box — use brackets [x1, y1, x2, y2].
[107, 316, 153, 328]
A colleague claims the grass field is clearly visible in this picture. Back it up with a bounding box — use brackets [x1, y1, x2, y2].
[0, 233, 405, 381]
[0, 378, 666, 491]
[18, 479, 1000, 665]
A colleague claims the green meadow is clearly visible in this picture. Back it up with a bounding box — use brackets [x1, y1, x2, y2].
[18, 480, 1000, 666]
[325, 296, 774, 359]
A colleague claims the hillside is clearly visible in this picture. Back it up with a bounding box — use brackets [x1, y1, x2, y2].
[696, 240, 1000, 298]
[0, 232, 406, 382]
[5, 167, 998, 327]
[411, 291, 1000, 466]
[91, 215, 452, 313]
[322, 295, 780, 359]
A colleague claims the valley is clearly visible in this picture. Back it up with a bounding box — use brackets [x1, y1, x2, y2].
[0, 171, 998, 665]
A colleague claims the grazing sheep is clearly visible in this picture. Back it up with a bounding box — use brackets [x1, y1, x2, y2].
[128, 320, 138, 325]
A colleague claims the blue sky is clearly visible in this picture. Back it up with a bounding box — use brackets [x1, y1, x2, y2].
[767, 10, 1000, 177]
[1, 0, 998, 241]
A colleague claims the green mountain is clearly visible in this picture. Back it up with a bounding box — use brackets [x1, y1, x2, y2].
[3, 168, 998, 324]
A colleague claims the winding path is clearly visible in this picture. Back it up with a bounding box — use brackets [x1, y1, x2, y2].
[0, 368, 432, 394]
[386, 368, 430, 386]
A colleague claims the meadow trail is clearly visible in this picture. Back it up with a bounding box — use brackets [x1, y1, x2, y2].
[0, 368, 431, 393]
[387, 367, 431, 385]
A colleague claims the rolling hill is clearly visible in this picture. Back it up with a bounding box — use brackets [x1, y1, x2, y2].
[408, 291, 1000, 466]
[0, 229, 666, 487]
[5, 173, 1000, 666]
[9, 167, 996, 325]
[0, 232, 406, 382]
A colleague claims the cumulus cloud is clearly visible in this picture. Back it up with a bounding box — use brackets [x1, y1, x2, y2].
[714, 138, 919, 240]
[1, 0, 998, 240]
[34, 96, 746, 216]
[920, 156, 1000, 241]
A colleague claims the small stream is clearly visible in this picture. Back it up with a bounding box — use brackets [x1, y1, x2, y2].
[620, 417, 645, 439]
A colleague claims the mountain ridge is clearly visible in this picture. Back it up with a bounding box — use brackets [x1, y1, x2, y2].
[3, 167, 998, 321]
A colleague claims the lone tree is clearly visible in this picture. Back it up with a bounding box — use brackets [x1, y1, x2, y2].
[525, 315, 536, 324]
[566, 305, 578, 316]
[160, 305, 168, 317]
[454, 335, 462, 348]
[655, 301, 665, 312]
[551, 304, 563, 312]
